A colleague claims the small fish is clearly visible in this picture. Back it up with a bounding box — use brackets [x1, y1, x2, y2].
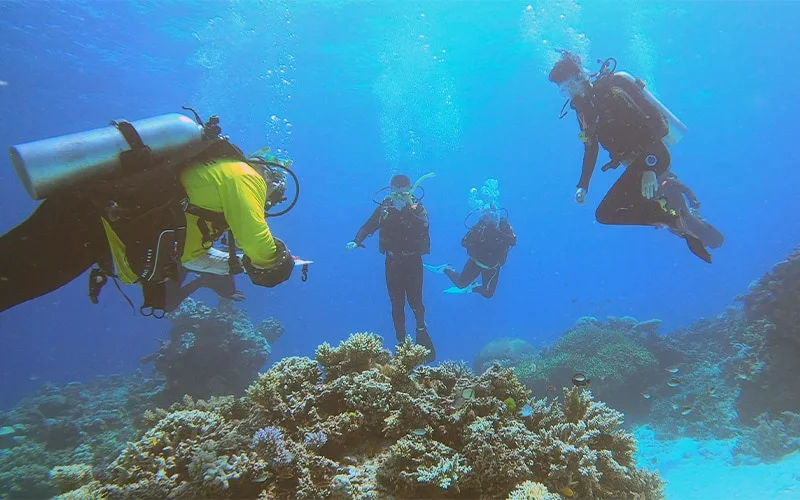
[411, 428, 427, 436]
[665, 367, 679, 374]
[519, 404, 533, 418]
[708, 387, 717, 396]
[666, 378, 681, 388]
[558, 486, 575, 497]
[641, 392, 651, 400]
[571, 373, 591, 387]
[736, 373, 749, 380]
[546, 385, 556, 392]
[0, 80, 8, 87]
[253, 474, 269, 483]
[680, 407, 694, 416]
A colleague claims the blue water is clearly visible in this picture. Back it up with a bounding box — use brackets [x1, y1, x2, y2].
[0, 0, 798, 421]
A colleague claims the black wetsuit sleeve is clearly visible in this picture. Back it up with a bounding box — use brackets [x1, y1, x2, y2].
[674, 179, 699, 205]
[353, 205, 384, 245]
[500, 220, 517, 246]
[407, 203, 429, 227]
[462, 226, 480, 248]
[576, 111, 600, 191]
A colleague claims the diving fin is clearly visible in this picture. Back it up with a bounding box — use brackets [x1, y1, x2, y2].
[424, 263, 450, 275]
[443, 283, 477, 295]
[685, 235, 712, 264]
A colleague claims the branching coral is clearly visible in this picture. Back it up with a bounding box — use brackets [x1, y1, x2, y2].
[507, 480, 559, 500]
[315, 332, 391, 380]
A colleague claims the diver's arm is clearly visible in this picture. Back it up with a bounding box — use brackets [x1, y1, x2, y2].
[218, 173, 279, 268]
[674, 179, 700, 207]
[353, 205, 384, 245]
[462, 227, 479, 248]
[406, 203, 429, 227]
[578, 142, 600, 191]
[501, 219, 517, 246]
[576, 111, 599, 191]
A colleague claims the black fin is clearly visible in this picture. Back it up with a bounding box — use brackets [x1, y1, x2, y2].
[685, 235, 712, 264]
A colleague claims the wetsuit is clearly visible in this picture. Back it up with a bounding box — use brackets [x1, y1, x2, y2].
[445, 218, 517, 298]
[353, 199, 434, 357]
[0, 157, 272, 314]
[571, 73, 711, 262]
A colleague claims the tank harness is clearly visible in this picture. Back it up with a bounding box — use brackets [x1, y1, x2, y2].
[85, 118, 248, 318]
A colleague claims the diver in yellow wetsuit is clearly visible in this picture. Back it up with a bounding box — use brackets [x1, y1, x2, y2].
[103, 156, 290, 284]
[1, 113, 296, 316]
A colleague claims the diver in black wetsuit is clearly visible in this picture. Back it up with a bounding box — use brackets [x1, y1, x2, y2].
[426, 207, 516, 298]
[346, 174, 435, 362]
[0, 195, 244, 314]
[656, 172, 724, 250]
[548, 50, 713, 263]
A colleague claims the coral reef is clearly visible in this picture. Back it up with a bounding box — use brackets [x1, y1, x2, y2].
[473, 337, 537, 374]
[0, 373, 161, 499]
[732, 412, 800, 464]
[142, 298, 283, 403]
[506, 480, 559, 500]
[734, 248, 800, 420]
[507, 316, 668, 420]
[63, 333, 661, 499]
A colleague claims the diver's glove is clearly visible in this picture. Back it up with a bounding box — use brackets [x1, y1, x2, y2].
[641, 170, 658, 200]
[242, 238, 294, 288]
[346, 241, 366, 250]
[575, 187, 587, 205]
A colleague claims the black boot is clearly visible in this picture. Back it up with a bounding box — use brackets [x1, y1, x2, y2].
[416, 325, 436, 363]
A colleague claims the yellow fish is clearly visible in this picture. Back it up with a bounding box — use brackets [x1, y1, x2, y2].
[559, 487, 574, 497]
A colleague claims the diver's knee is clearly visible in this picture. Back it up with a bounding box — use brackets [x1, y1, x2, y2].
[595, 206, 614, 225]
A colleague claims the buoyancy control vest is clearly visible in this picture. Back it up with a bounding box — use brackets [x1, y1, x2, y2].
[590, 72, 670, 157]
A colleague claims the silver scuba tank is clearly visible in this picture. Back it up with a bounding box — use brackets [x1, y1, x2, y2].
[9, 113, 206, 200]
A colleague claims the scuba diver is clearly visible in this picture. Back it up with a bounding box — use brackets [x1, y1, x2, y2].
[346, 173, 436, 362]
[656, 172, 724, 250]
[425, 206, 516, 298]
[1, 110, 302, 317]
[548, 50, 713, 263]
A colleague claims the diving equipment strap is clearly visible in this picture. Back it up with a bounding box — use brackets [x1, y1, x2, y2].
[183, 204, 243, 275]
[113, 120, 155, 172]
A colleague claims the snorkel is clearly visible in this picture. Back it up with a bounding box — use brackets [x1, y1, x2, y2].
[372, 172, 435, 207]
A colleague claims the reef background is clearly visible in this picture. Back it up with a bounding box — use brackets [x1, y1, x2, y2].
[1, 2, 800, 498]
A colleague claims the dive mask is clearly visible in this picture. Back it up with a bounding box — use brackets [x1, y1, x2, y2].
[558, 76, 587, 99]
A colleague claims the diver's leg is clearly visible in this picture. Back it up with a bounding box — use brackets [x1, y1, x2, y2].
[444, 259, 481, 288]
[385, 255, 407, 342]
[405, 255, 426, 330]
[596, 144, 675, 227]
[685, 214, 725, 249]
[406, 255, 435, 362]
[474, 268, 500, 298]
[0, 195, 107, 313]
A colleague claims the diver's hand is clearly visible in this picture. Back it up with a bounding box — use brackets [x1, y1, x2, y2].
[346, 241, 358, 251]
[689, 200, 701, 210]
[641, 170, 658, 199]
[575, 188, 587, 205]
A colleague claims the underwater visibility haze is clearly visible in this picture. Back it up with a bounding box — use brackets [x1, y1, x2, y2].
[0, 1, 799, 498]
